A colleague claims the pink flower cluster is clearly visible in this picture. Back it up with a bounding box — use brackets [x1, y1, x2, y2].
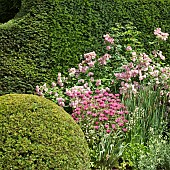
[152, 50, 165, 60]
[65, 85, 92, 108]
[57, 73, 64, 87]
[35, 83, 48, 96]
[71, 88, 128, 134]
[154, 28, 169, 41]
[66, 51, 112, 82]
[103, 34, 114, 44]
[67, 51, 97, 77]
[98, 53, 111, 65]
[114, 51, 170, 94]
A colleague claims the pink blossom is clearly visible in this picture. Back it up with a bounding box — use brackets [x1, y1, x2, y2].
[104, 110, 109, 114]
[84, 83, 88, 88]
[103, 117, 108, 121]
[78, 79, 84, 84]
[58, 72, 61, 78]
[92, 113, 97, 117]
[96, 79, 101, 86]
[35, 85, 40, 93]
[69, 68, 76, 76]
[105, 124, 109, 129]
[95, 89, 101, 94]
[106, 46, 111, 50]
[122, 128, 128, 132]
[103, 34, 114, 44]
[54, 92, 58, 97]
[88, 72, 94, 76]
[118, 123, 124, 127]
[90, 77, 94, 82]
[100, 113, 105, 117]
[157, 51, 165, 60]
[84, 51, 96, 61]
[51, 82, 56, 87]
[94, 126, 100, 130]
[87, 61, 96, 67]
[75, 118, 79, 121]
[48, 91, 53, 95]
[38, 91, 43, 96]
[106, 129, 111, 133]
[154, 28, 161, 35]
[111, 124, 116, 129]
[126, 46, 132, 51]
[154, 28, 169, 41]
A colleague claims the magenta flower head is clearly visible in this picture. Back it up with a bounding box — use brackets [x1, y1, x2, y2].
[71, 87, 129, 142]
[106, 129, 111, 133]
[94, 126, 100, 130]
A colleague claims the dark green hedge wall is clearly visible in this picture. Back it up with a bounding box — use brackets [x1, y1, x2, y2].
[0, 0, 170, 95]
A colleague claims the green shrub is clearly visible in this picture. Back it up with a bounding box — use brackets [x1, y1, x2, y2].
[0, 0, 169, 95]
[0, 94, 90, 170]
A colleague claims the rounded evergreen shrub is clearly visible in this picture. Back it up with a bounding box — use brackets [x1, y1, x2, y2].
[0, 94, 90, 170]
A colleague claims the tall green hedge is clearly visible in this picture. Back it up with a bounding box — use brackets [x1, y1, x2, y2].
[0, 0, 169, 95]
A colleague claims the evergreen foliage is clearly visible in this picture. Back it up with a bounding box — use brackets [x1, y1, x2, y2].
[0, 0, 169, 95]
[0, 94, 90, 169]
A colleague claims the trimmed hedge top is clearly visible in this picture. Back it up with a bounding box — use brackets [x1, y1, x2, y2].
[0, 0, 169, 95]
[0, 94, 90, 169]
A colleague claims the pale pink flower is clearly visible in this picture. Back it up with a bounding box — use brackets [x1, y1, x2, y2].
[58, 72, 61, 77]
[154, 28, 169, 41]
[54, 92, 58, 97]
[132, 52, 137, 56]
[157, 51, 165, 60]
[84, 51, 96, 61]
[69, 68, 76, 76]
[78, 79, 85, 83]
[154, 28, 161, 35]
[35, 85, 40, 93]
[88, 72, 94, 76]
[87, 61, 95, 67]
[103, 34, 114, 44]
[96, 79, 101, 86]
[90, 77, 94, 82]
[52, 82, 56, 87]
[126, 46, 132, 51]
[106, 46, 111, 50]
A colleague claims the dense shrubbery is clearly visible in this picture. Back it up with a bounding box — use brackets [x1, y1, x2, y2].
[0, 94, 90, 169]
[37, 25, 170, 169]
[0, 0, 170, 95]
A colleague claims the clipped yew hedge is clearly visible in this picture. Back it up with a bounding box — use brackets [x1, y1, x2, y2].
[0, 0, 169, 95]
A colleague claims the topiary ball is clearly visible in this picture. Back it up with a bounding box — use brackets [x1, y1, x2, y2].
[0, 94, 90, 170]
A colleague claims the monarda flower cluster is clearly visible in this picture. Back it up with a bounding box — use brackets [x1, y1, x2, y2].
[71, 88, 129, 134]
